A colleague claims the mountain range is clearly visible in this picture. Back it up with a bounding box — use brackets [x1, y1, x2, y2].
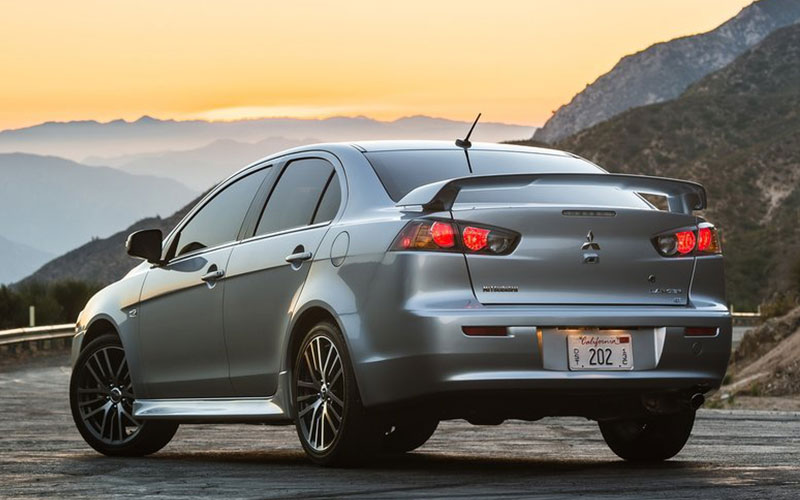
[0, 235, 53, 285]
[518, 22, 800, 309]
[0, 153, 197, 283]
[85, 136, 316, 191]
[533, 0, 800, 143]
[0, 115, 534, 162]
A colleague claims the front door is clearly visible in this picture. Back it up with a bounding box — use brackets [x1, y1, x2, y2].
[137, 167, 269, 398]
[224, 157, 342, 396]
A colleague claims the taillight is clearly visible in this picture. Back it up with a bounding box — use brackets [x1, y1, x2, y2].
[430, 221, 455, 248]
[462, 226, 490, 251]
[391, 219, 518, 255]
[653, 224, 722, 257]
[696, 226, 722, 253]
[676, 231, 696, 255]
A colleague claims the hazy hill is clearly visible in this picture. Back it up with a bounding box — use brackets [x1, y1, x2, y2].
[517, 23, 800, 308]
[86, 136, 316, 191]
[0, 235, 53, 284]
[20, 196, 200, 285]
[534, 0, 800, 143]
[0, 115, 534, 162]
[0, 153, 197, 258]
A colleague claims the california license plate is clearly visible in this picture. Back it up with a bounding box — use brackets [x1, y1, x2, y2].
[567, 333, 634, 371]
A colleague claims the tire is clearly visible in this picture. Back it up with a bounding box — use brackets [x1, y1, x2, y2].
[383, 419, 438, 453]
[598, 410, 695, 462]
[292, 321, 381, 466]
[70, 333, 178, 456]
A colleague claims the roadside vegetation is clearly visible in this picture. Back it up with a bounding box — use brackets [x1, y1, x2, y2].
[0, 280, 100, 329]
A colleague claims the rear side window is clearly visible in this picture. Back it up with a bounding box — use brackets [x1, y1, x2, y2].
[312, 172, 341, 224]
[364, 150, 602, 201]
[255, 158, 335, 236]
[172, 168, 268, 258]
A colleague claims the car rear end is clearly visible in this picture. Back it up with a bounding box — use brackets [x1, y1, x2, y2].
[352, 145, 730, 422]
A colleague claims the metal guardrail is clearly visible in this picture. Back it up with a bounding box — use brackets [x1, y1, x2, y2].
[731, 312, 761, 318]
[0, 324, 75, 348]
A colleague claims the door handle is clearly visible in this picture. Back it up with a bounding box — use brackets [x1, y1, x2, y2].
[285, 251, 313, 263]
[201, 268, 225, 282]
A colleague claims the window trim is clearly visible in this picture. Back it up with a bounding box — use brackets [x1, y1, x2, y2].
[162, 164, 274, 263]
[246, 155, 345, 241]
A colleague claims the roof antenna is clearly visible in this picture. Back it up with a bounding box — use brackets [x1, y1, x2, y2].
[456, 113, 481, 149]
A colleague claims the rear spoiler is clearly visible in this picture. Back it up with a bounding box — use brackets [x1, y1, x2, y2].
[395, 173, 706, 214]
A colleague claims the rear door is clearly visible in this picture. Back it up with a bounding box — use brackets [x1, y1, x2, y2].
[454, 184, 696, 306]
[223, 156, 343, 396]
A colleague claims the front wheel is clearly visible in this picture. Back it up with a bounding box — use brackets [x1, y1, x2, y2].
[598, 410, 695, 462]
[69, 333, 178, 456]
[293, 321, 381, 466]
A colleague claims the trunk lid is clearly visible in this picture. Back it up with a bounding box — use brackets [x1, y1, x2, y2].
[455, 204, 696, 306]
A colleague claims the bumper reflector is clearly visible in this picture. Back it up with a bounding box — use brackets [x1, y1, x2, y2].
[462, 326, 508, 336]
[684, 327, 717, 337]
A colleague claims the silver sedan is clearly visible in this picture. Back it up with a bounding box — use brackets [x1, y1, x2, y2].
[69, 141, 731, 466]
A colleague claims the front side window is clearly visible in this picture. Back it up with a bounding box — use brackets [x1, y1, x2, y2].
[172, 168, 268, 258]
[255, 159, 335, 236]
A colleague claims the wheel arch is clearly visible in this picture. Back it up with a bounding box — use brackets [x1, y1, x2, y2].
[82, 316, 120, 349]
[285, 302, 345, 376]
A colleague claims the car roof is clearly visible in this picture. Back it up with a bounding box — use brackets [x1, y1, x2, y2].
[350, 140, 571, 156]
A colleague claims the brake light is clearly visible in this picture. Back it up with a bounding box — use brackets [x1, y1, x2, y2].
[462, 226, 490, 251]
[676, 231, 696, 255]
[653, 225, 722, 257]
[391, 219, 518, 255]
[696, 226, 722, 254]
[430, 221, 456, 248]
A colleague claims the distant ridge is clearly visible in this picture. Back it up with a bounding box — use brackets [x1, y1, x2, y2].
[534, 0, 800, 143]
[0, 153, 197, 257]
[0, 115, 535, 161]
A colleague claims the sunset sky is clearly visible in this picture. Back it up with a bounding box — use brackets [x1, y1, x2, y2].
[0, 0, 754, 130]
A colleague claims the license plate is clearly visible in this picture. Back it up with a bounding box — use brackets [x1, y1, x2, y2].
[567, 333, 634, 371]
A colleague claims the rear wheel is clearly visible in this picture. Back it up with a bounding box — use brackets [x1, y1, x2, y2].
[383, 419, 438, 453]
[293, 321, 381, 466]
[599, 410, 695, 462]
[69, 333, 178, 456]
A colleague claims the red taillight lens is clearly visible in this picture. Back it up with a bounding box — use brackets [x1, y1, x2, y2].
[697, 228, 712, 251]
[696, 226, 722, 254]
[430, 221, 455, 248]
[675, 231, 696, 254]
[654, 225, 721, 257]
[393, 220, 456, 251]
[391, 219, 518, 255]
[462, 226, 490, 252]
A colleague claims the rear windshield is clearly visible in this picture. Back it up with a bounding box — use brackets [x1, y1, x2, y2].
[364, 150, 603, 201]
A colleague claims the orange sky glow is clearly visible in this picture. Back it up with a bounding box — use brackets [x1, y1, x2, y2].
[0, 0, 754, 130]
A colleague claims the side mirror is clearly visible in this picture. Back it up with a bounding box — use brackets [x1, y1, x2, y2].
[126, 229, 164, 265]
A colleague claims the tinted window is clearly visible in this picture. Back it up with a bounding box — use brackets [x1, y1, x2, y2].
[312, 172, 341, 224]
[173, 169, 268, 257]
[255, 159, 334, 236]
[364, 150, 603, 201]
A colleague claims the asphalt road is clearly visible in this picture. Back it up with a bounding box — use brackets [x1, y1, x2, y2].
[1, 354, 798, 499]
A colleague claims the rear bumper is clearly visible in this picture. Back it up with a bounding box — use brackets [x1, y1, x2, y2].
[350, 304, 731, 417]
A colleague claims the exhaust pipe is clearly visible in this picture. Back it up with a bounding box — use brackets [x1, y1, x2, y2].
[690, 393, 705, 410]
